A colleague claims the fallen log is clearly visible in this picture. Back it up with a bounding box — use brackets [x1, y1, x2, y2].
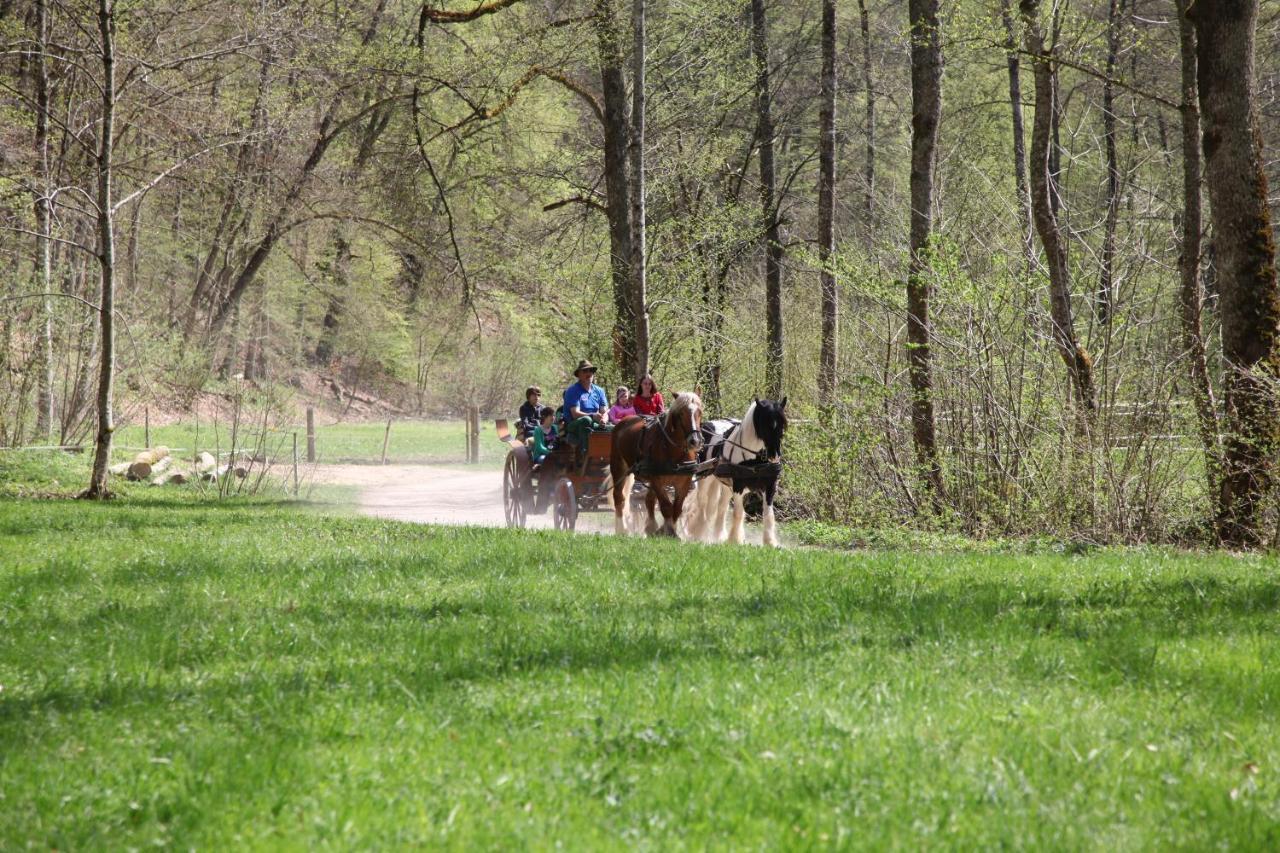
[151, 468, 189, 486]
[201, 462, 238, 483]
[111, 446, 172, 480]
[128, 447, 171, 481]
[194, 451, 216, 478]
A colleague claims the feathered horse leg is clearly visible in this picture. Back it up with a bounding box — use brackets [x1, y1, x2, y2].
[728, 488, 747, 544]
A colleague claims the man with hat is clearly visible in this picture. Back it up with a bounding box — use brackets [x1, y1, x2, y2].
[562, 359, 611, 448]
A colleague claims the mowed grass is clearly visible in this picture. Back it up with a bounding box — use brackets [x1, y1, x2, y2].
[114, 418, 495, 465]
[3, 498, 1280, 848]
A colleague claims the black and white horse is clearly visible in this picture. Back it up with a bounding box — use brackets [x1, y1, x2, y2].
[685, 398, 788, 547]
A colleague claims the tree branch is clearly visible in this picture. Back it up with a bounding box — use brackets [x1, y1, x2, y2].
[543, 195, 607, 213]
[421, 0, 522, 24]
[111, 139, 242, 213]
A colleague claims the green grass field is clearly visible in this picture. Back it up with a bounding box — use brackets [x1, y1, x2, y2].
[113, 418, 493, 465]
[3, 493, 1280, 848]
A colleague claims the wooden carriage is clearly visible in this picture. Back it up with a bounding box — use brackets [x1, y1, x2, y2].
[496, 420, 618, 531]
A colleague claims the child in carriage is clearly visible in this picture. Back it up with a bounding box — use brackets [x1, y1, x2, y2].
[608, 386, 636, 423]
[517, 386, 549, 439]
[530, 407, 557, 464]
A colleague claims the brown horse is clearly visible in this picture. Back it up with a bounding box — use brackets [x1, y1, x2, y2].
[610, 392, 703, 537]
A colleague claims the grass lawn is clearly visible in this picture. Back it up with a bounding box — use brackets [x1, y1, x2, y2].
[3, 496, 1280, 848]
[114, 418, 495, 465]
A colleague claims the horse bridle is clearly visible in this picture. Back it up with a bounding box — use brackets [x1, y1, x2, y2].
[650, 406, 700, 451]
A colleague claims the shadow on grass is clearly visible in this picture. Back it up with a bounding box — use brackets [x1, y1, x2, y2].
[5, 565, 1280, 734]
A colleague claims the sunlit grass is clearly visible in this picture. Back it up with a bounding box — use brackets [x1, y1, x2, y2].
[3, 495, 1279, 847]
[113, 418, 490, 465]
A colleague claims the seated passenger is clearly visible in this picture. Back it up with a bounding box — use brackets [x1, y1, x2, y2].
[632, 374, 665, 416]
[562, 359, 611, 448]
[608, 386, 636, 423]
[517, 386, 549, 438]
[530, 408, 557, 464]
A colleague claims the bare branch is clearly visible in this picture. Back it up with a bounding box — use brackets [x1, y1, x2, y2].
[543, 195, 607, 213]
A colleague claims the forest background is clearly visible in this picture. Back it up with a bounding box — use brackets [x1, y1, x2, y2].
[1, 0, 1278, 546]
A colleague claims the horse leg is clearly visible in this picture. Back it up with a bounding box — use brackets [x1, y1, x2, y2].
[611, 463, 629, 535]
[652, 481, 678, 537]
[623, 474, 643, 533]
[644, 488, 660, 536]
[728, 488, 747, 544]
[762, 481, 780, 547]
[683, 480, 705, 539]
[709, 478, 730, 543]
[671, 479, 693, 539]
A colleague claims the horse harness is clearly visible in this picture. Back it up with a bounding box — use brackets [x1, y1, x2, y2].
[703, 419, 784, 489]
[631, 412, 711, 479]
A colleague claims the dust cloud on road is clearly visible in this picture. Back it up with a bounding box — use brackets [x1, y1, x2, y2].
[313, 463, 769, 543]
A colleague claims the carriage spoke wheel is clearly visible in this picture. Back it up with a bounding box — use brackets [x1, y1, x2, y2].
[553, 478, 578, 531]
[503, 452, 529, 528]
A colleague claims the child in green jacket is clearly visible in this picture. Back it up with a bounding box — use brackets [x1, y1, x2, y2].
[531, 409, 557, 464]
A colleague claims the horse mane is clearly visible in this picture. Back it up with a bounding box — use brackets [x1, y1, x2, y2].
[726, 401, 763, 463]
[664, 391, 702, 427]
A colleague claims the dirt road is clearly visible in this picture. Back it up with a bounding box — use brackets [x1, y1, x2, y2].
[314, 463, 768, 542]
[314, 463, 612, 531]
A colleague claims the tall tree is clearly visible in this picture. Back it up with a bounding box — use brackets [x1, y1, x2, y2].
[1097, 0, 1122, 323]
[906, 0, 944, 505]
[1175, 0, 1221, 507]
[999, 0, 1034, 274]
[857, 0, 875, 228]
[751, 0, 784, 399]
[85, 0, 118, 498]
[594, 0, 637, 378]
[32, 0, 53, 437]
[1189, 0, 1280, 547]
[817, 0, 837, 415]
[629, 0, 650, 378]
[1021, 0, 1096, 414]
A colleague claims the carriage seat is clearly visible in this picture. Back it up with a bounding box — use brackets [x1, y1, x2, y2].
[494, 419, 525, 451]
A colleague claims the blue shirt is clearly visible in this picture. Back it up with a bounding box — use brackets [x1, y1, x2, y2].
[563, 382, 608, 420]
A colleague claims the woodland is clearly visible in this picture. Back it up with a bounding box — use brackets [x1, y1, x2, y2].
[2, 0, 1279, 546]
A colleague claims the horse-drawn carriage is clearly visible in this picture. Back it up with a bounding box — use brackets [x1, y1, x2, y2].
[496, 420, 621, 531]
[496, 393, 789, 545]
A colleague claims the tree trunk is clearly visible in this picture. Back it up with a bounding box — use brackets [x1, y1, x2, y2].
[314, 234, 351, 364]
[1189, 0, 1280, 547]
[907, 0, 945, 506]
[1022, 0, 1096, 414]
[1000, 0, 1034, 275]
[817, 0, 838, 416]
[751, 0, 784, 399]
[629, 0, 650, 378]
[1097, 0, 1121, 324]
[33, 0, 54, 437]
[595, 0, 636, 379]
[857, 0, 875, 229]
[1176, 0, 1222, 508]
[85, 0, 116, 498]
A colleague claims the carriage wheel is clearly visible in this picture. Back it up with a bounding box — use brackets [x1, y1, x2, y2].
[503, 451, 530, 528]
[553, 478, 578, 531]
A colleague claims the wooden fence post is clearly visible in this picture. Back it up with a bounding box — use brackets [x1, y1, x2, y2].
[306, 407, 316, 463]
[292, 432, 299, 496]
[381, 418, 392, 465]
[469, 406, 480, 464]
